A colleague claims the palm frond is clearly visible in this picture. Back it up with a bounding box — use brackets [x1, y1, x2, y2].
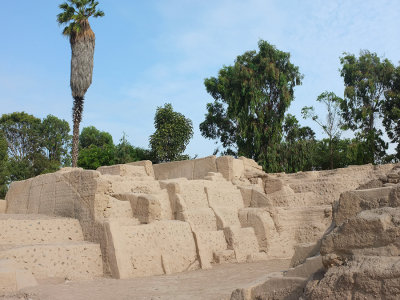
[93, 10, 105, 18]
[57, 0, 104, 36]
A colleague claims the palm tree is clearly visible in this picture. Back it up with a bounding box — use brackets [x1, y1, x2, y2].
[57, 0, 104, 167]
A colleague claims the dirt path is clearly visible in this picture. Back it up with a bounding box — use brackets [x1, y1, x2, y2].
[8, 259, 291, 300]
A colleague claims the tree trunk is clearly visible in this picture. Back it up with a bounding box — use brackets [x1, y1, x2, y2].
[71, 96, 83, 167]
[369, 110, 375, 164]
[69, 21, 95, 167]
[329, 137, 333, 170]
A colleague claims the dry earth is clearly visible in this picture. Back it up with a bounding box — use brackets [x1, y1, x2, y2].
[6, 260, 290, 300]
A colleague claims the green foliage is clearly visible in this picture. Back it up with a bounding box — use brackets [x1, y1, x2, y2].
[57, 0, 105, 36]
[313, 138, 362, 169]
[200, 40, 303, 172]
[149, 103, 193, 163]
[40, 115, 71, 168]
[0, 112, 72, 184]
[115, 133, 152, 164]
[0, 112, 42, 161]
[339, 51, 394, 163]
[79, 126, 113, 149]
[276, 114, 316, 173]
[382, 65, 400, 160]
[78, 126, 115, 169]
[0, 133, 8, 198]
[77, 144, 115, 169]
[78, 127, 154, 169]
[0, 112, 42, 181]
[302, 91, 343, 169]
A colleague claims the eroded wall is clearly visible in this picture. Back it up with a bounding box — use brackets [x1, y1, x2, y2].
[5, 156, 397, 279]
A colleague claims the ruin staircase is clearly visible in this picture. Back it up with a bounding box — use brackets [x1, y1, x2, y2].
[0, 214, 103, 281]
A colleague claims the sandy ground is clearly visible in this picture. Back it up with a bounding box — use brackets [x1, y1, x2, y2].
[4, 259, 291, 300]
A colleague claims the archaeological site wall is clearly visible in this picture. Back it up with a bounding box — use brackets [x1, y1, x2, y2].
[1, 155, 399, 296]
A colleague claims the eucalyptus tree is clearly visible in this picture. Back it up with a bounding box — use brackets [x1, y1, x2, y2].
[302, 91, 343, 169]
[382, 65, 400, 160]
[200, 40, 303, 172]
[339, 51, 394, 164]
[57, 0, 104, 167]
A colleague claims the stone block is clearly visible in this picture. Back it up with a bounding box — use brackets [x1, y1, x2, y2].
[238, 186, 253, 207]
[126, 160, 155, 177]
[103, 196, 133, 219]
[231, 276, 307, 300]
[178, 208, 218, 231]
[334, 187, 394, 225]
[0, 242, 103, 280]
[134, 194, 162, 223]
[0, 266, 17, 295]
[0, 200, 6, 213]
[264, 177, 283, 194]
[0, 260, 38, 293]
[238, 208, 276, 252]
[153, 160, 195, 180]
[224, 226, 260, 263]
[232, 159, 245, 179]
[97, 164, 148, 178]
[216, 156, 234, 180]
[108, 220, 199, 278]
[290, 242, 321, 267]
[284, 256, 323, 278]
[250, 189, 273, 207]
[5, 179, 31, 214]
[193, 230, 228, 269]
[322, 207, 400, 268]
[193, 156, 217, 179]
[0, 215, 84, 246]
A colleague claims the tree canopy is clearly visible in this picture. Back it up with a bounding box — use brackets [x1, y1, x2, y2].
[200, 40, 303, 172]
[339, 50, 394, 163]
[149, 103, 193, 162]
[77, 126, 115, 169]
[79, 126, 113, 149]
[57, 0, 104, 37]
[382, 65, 400, 160]
[0, 133, 8, 198]
[302, 91, 343, 169]
[0, 113, 71, 194]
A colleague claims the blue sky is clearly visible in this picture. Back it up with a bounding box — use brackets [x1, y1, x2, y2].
[1, 0, 399, 157]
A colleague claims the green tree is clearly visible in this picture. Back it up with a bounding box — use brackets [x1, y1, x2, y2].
[0, 133, 9, 198]
[302, 91, 343, 169]
[57, 0, 105, 167]
[115, 133, 152, 164]
[77, 126, 115, 169]
[278, 114, 316, 172]
[149, 103, 193, 162]
[0, 112, 42, 161]
[79, 126, 113, 149]
[77, 144, 115, 169]
[339, 50, 394, 163]
[40, 115, 72, 169]
[0, 112, 43, 181]
[200, 40, 303, 172]
[382, 65, 400, 160]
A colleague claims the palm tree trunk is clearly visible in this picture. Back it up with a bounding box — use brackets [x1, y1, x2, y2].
[69, 21, 95, 167]
[71, 96, 84, 167]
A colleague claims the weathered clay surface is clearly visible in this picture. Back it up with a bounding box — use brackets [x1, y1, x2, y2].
[1, 156, 399, 298]
[0, 259, 37, 295]
[302, 166, 400, 299]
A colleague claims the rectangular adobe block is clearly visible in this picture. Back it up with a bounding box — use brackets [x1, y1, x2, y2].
[0, 201, 6, 213]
